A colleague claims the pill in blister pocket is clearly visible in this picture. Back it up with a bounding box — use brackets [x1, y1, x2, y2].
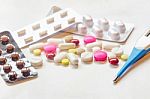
[54, 24, 61, 31]
[92, 26, 103, 37]
[102, 42, 120, 51]
[58, 43, 76, 50]
[98, 18, 109, 31]
[68, 17, 75, 24]
[17, 29, 26, 37]
[84, 35, 96, 44]
[3, 64, 12, 73]
[11, 52, 20, 61]
[67, 53, 78, 67]
[0, 56, 7, 65]
[6, 44, 15, 53]
[54, 52, 67, 63]
[47, 38, 64, 46]
[111, 47, 123, 57]
[114, 21, 126, 33]
[86, 41, 102, 51]
[39, 30, 48, 37]
[16, 60, 25, 69]
[83, 15, 93, 27]
[8, 71, 17, 81]
[29, 43, 45, 52]
[60, 11, 68, 18]
[64, 35, 73, 43]
[32, 23, 40, 30]
[77, 24, 87, 34]
[109, 29, 120, 40]
[24, 36, 33, 44]
[21, 67, 31, 77]
[46, 17, 54, 24]
[1, 35, 9, 45]
[81, 52, 93, 63]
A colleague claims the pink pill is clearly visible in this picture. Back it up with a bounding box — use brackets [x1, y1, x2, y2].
[94, 50, 107, 61]
[84, 35, 96, 44]
[44, 45, 57, 53]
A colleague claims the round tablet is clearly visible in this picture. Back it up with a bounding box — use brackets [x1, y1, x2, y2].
[6, 44, 15, 53]
[121, 54, 128, 61]
[8, 71, 17, 81]
[44, 44, 57, 54]
[16, 60, 25, 69]
[81, 52, 93, 62]
[46, 53, 55, 60]
[21, 67, 30, 77]
[33, 49, 42, 56]
[61, 59, 69, 66]
[11, 52, 20, 61]
[1, 35, 9, 45]
[108, 58, 119, 66]
[30, 57, 43, 68]
[3, 64, 12, 73]
[94, 50, 107, 61]
[0, 56, 7, 65]
[84, 35, 96, 44]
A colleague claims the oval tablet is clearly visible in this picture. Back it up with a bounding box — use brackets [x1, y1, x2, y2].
[44, 44, 57, 53]
[84, 35, 96, 44]
[102, 42, 120, 51]
[81, 52, 93, 63]
[94, 50, 107, 61]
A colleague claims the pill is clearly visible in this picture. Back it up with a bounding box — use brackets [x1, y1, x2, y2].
[33, 49, 42, 56]
[68, 49, 77, 54]
[58, 43, 76, 50]
[46, 53, 55, 60]
[61, 59, 69, 66]
[94, 50, 107, 62]
[17, 29, 26, 37]
[6, 44, 15, 53]
[29, 43, 45, 52]
[114, 21, 126, 33]
[54, 24, 61, 31]
[111, 47, 123, 57]
[81, 52, 93, 63]
[92, 26, 103, 37]
[71, 39, 79, 46]
[1, 35, 9, 45]
[44, 44, 57, 53]
[121, 54, 128, 61]
[3, 64, 12, 73]
[30, 57, 43, 68]
[39, 30, 48, 37]
[67, 53, 78, 66]
[0, 56, 7, 65]
[64, 35, 73, 43]
[108, 58, 119, 66]
[109, 29, 120, 40]
[11, 52, 20, 61]
[24, 36, 33, 44]
[102, 42, 120, 51]
[84, 35, 96, 44]
[92, 47, 100, 53]
[68, 17, 75, 24]
[108, 52, 117, 59]
[98, 18, 109, 31]
[8, 71, 17, 81]
[47, 38, 64, 46]
[86, 41, 102, 51]
[47, 17, 54, 24]
[32, 23, 40, 30]
[54, 52, 67, 63]
[83, 15, 93, 27]
[77, 24, 87, 34]
[21, 67, 30, 77]
[76, 48, 85, 55]
[60, 11, 68, 18]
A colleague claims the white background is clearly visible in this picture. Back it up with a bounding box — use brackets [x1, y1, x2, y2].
[0, 0, 150, 99]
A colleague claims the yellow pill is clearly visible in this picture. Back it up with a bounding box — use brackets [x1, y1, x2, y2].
[61, 59, 69, 66]
[33, 49, 42, 56]
[68, 49, 77, 54]
[121, 54, 128, 61]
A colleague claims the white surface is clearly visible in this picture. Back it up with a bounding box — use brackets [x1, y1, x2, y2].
[0, 0, 150, 99]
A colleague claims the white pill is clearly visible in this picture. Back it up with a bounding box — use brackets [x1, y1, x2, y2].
[67, 53, 78, 67]
[86, 41, 102, 51]
[81, 52, 93, 62]
[76, 48, 85, 55]
[109, 29, 120, 40]
[83, 15, 94, 27]
[58, 43, 76, 50]
[98, 18, 109, 31]
[47, 38, 64, 46]
[114, 21, 126, 33]
[29, 43, 45, 52]
[102, 42, 120, 51]
[77, 24, 87, 34]
[92, 47, 100, 53]
[54, 52, 68, 63]
[64, 35, 73, 43]
[111, 47, 123, 57]
[92, 26, 103, 37]
[108, 52, 117, 59]
[30, 57, 43, 69]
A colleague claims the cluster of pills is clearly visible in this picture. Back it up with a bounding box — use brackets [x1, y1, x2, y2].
[29, 34, 128, 68]
[0, 31, 38, 84]
[71, 15, 134, 43]
[12, 8, 82, 48]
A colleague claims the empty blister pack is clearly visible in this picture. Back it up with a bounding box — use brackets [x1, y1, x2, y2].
[0, 31, 38, 85]
[12, 8, 82, 48]
[67, 16, 134, 43]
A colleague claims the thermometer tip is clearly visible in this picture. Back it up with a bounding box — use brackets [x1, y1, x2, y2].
[113, 76, 119, 83]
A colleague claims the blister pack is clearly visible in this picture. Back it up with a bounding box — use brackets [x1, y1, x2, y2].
[0, 31, 38, 85]
[12, 8, 82, 48]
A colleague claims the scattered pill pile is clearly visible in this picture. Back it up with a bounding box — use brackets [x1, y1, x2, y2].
[29, 34, 128, 69]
